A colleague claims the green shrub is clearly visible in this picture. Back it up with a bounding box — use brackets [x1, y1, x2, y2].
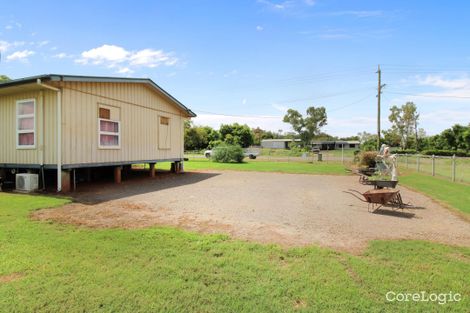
[358, 151, 377, 167]
[212, 143, 245, 163]
[391, 149, 417, 155]
[421, 150, 469, 157]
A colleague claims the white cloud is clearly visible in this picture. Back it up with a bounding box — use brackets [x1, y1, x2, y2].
[420, 109, 470, 129]
[417, 75, 470, 90]
[129, 48, 178, 67]
[116, 67, 134, 74]
[272, 103, 288, 113]
[257, 0, 315, 13]
[6, 49, 35, 61]
[0, 41, 9, 52]
[75, 44, 178, 73]
[5, 22, 21, 30]
[77, 44, 129, 65]
[407, 75, 470, 100]
[37, 40, 50, 47]
[53, 52, 73, 59]
[0, 40, 25, 52]
[257, 0, 293, 10]
[242, 98, 247, 105]
[256, 25, 264, 31]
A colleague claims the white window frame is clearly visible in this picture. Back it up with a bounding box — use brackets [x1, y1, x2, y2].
[98, 118, 121, 149]
[16, 98, 36, 149]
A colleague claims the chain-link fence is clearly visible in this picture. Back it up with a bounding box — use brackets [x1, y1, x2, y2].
[396, 154, 470, 183]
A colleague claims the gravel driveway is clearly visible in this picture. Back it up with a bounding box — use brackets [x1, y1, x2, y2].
[33, 170, 470, 253]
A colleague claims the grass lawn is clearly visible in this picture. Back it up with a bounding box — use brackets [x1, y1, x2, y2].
[0, 193, 469, 312]
[399, 171, 470, 215]
[397, 156, 470, 184]
[181, 158, 348, 175]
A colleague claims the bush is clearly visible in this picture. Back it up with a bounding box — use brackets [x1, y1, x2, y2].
[421, 150, 469, 157]
[212, 144, 245, 163]
[358, 151, 377, 168]
[391, 149, 416, 155]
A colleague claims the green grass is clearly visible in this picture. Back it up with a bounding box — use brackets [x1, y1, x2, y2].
[399, 172, 470, 215]
[0, 193, 469, 312]
[397, 156, 470, 184]
[182, 158, 348, 175]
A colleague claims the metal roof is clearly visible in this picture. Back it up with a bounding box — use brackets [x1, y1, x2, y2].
[0, 74, 196, 117]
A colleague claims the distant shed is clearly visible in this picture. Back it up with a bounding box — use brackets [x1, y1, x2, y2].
[311, 140, 360, 150]
[261, 139, 301, 149]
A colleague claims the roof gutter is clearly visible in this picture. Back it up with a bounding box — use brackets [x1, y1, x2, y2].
[37, 79, 62, 192]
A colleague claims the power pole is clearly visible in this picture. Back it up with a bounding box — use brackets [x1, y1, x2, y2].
[376, 65, 385, 150]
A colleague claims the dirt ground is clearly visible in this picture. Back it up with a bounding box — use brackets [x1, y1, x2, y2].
[32, 170, 470, 253]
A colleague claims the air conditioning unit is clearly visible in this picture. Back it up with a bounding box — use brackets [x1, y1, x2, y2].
[16, 173, 39, 192]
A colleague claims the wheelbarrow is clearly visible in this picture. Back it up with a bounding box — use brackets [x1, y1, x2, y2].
[344, 189, 408, 213]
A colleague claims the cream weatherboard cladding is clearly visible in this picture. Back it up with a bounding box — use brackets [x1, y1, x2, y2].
[57, 81, 185, 166]
[0, 89, 58, 166]
[1, 78, 190, 169]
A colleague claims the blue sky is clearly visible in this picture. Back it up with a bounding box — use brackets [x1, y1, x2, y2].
[1, 0, 470, 137]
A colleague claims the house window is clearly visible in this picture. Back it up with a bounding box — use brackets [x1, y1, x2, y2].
[98, 106, 120, 149]
[16, 99, 36, 148]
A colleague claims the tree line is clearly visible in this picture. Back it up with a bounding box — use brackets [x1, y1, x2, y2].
[359, 101, 470, 154]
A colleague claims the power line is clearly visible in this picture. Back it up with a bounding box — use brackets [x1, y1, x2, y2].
[193, 93, 375, 119]
[386, 90, 470, 99]
[328, 94, 373, 112]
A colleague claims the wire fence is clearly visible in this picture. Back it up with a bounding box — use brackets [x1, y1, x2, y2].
[396, 154, 470, 184]
[185, 149, 356, 164]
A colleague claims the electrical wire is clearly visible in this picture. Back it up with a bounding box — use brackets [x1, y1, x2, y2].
[193, 93, 376, 118]
[386, 90, 470, 99]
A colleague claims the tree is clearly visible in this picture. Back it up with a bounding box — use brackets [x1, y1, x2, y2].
[440, 124, 467, 150]
[282, 106, 327, 147]
[252, 127, 280, 145]
[388, 102, 419, 149]
[0, 75, 10, 82]
[381, 129, 401, 147]
[184, 121, 219, 151]
[463, 128, 470, 152]
[357, 131, 381, 151]
[219, 123, 254, 148]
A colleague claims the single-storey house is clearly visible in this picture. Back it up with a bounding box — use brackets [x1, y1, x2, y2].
[0, 74, 195, 192]
[261, 138, 301, 149]
[311, 140, 360, 150]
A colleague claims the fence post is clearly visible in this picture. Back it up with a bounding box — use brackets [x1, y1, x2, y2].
[452, 154, 456, 182]
[406, 154, 409, 169]
[341, 144, 344, 164]
[431, 155, 435, 176]
[416, 155, 420, 172]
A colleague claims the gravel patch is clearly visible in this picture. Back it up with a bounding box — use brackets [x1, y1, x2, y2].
[32, 170, 470, 253]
